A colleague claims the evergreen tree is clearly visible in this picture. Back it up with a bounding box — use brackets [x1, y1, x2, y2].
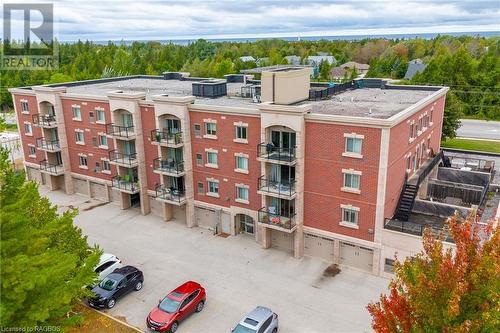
[0, 147, 100, 327]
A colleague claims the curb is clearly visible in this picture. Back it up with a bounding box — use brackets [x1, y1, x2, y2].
[442, 147, 500, 157]
[82, 303, 144, 332]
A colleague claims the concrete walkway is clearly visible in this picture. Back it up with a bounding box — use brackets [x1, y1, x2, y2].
[41, 189, 389, 333]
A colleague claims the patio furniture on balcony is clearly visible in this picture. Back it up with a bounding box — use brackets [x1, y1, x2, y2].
[152, 157, 184, 176]
[258, 207, 297, 232]
[150, 129, 183, 146]
[257, 143, 296, 163]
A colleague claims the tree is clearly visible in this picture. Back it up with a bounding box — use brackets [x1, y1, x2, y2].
[367, 213, 500, 332]
[442, 91, 463, 140]
[0, 147, 100, 328]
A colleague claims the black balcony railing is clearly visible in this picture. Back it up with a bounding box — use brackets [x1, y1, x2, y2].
[258, 176, 296, 197]
[258, 207, 296, 230]
[39, 160, 63, 175]
[257, 143, 296, 162]
[384, 219, 454, 243]
[106, 123, 135, 138]
[153, 158, 184, 175]
[111, 175, 139, 193]
[32, 114, 56, 127]
[155, 184, 185, 203]
[109, 150, 137, 166]
[150, 129, 183, 145]
[36, 138, 60, 151]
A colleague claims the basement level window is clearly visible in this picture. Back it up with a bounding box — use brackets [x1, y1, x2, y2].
[384, 258, 395, 273]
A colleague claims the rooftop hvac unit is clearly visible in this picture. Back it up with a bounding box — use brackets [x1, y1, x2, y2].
[192, 79, 227, 98]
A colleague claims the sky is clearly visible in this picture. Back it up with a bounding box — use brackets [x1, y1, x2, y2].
[2, 0, 500, 41]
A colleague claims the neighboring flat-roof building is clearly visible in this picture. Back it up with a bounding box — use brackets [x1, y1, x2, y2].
[10, 68, 449, 276]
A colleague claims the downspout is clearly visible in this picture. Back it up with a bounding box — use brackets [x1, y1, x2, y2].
[272, 73, 275, 103]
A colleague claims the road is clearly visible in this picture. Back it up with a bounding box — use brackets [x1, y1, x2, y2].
[42, 189, 389, 333]
[457, 119, 500, 140]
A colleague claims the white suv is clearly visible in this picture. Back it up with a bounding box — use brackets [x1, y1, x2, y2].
[232, 306, 278, 333]
[94, 253, 123, 281]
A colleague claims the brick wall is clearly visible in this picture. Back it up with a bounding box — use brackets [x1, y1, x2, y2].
[190, 111, 261, 210]
[304, 121, 381, 241]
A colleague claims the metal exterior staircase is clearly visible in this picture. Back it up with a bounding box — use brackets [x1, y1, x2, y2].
[393, 183, 418, 221]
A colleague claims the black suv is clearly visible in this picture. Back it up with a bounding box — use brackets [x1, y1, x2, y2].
[89, 265, 143, 309]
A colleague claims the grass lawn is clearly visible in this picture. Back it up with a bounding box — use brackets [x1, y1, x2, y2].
[66, 303, 140, 333]
[441, 138, 500, 154]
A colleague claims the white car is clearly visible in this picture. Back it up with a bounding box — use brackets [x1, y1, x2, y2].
[95, 253, 123, 281]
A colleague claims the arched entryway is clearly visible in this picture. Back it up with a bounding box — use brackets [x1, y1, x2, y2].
[236, 214, 255, 235]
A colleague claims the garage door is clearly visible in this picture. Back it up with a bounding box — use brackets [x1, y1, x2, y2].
[195, 207, 218, 230]
[73, 178, 88, 195]
[304, 234, 334, 263]
[340, 242, 373, 272]
[271, 230, 293, 254]
[90, 182, 106, 200]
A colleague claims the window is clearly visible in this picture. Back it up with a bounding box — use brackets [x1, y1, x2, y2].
[235, 156, 248, 171]
[207, 181, 219, 196]
[95, 261, 116, 273]
[75, 131, 84, 144]
[236, 186, 249, 202]
[196, 153, 203, 166]
[235, 125, 247, 140]
[21, 101, 29, 112]
[79, 155, 88, 168]
[72, 106, 81, 120]
[418, 118, 423, 132]
[197, 182, 204, 194]
[28, 145, 36, 156]
[343, 173, 360, 190]
[430, 109, 434, 124]
[89, 111, 95, 123]
[94, 162, 101, 172]
[194, 124, 201, 137]
[384, 258, 395, 273]
[345, 137, 362, 155]
[99, 135, 108, 147]
[102, 160, 110, 172]
[205, 122, 216, 136]
[96, 108, 106, 122]
[342, 207, 358, 225]
[24, 123, 32, 135]
[406, 155, 412, 171]
[206, 151, 218, 166]
[258, 317, 273, 333]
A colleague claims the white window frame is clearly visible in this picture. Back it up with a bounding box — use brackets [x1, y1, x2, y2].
[96, 108, 106, 123]
[339, 204, 359, 229]
[21, 100, 29, 113]
[207, 179, 219, 198]
[197, 182, 204, 194]
[235, 184, 250, 204]
[72, 105, 82, 121]
[203, 120, 217, 139]
[234, 153, 249, 174]
[98, 134, 108, 149]
[101, 158, 111, 174]
[233, 122, 248, 143]
[341, 169, 361, 194]
[194, 123, 202, 138]
[75, 130, 85, 145]
[78, 154, 88, 169]
[205, 149, 218, 168]
[28, 144, 36, 157]
[343, 133, 364, 158]
[24, 122, 33, 136]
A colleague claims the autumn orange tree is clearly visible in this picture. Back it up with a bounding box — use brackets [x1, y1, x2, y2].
[367, 213, 500, 332]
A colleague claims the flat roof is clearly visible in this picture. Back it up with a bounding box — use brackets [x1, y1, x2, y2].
[40, 75, 441, 118]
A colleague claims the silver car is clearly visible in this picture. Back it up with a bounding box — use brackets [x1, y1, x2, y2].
[231, 306, 278, 333]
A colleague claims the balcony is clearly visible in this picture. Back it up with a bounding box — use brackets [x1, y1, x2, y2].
[258, 207, 297, 233]
[39, 160, 64, 176]
[151, 129, 183, 147]
[36, 138, 61, 152]
[109, 150, 138, 167]
[257, 176, 296, 199]
[111, 175, 139, 194]
[154, 184, 186, 205]
[32, 114, 57, 128]
[257, 143, 296, 165]
[106, 123, 135, 140]
[152, 158, 185, 176]
[384, 219, 454, 243]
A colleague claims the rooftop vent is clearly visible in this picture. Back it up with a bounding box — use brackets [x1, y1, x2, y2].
[192, 79, 227, 98]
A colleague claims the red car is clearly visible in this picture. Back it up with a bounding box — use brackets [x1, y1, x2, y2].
[146, 281, 206, 332]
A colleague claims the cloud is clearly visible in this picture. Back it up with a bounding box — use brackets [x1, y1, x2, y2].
[3, 0, 499, 41]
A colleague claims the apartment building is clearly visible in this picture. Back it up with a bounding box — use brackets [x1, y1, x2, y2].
[10, 68, 449, 276]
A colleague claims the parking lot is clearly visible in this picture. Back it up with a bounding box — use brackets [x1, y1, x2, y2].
[43, 189, 389, 333]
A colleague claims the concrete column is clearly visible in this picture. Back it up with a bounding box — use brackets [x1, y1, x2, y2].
[105, 184, 111, 203]
[372, 248, 381, 276]
[333, 239, 341, 264]
[48, 174, 58, 190]
[162, 202, 173, 221]
[131, 103, 150, 216]
[293, 225, 304, 258]
[186, 201, 195, 228]
[120, 192, 131, 210]
[86, 179, 92, 198]
[261, 226, 271, 249]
